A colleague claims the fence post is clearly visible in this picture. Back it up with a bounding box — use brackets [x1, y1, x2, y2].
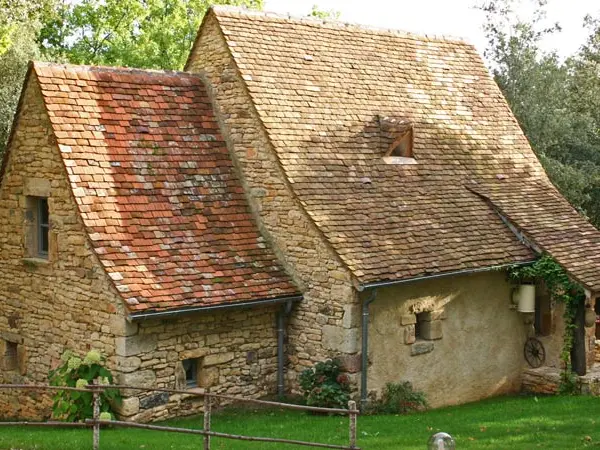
[348, 400, 357, 449]
[92, 378, 100, 450]
[203, 391, 212, 450]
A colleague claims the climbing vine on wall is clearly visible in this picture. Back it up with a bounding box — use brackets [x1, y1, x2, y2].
[509, 255, 586, 394]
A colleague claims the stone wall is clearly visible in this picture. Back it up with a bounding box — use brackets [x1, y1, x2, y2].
[114, 307, 279, 422]
[187, 16, 361, 387]
[366, 271, 529, 408]
[0, 77, 124, 418]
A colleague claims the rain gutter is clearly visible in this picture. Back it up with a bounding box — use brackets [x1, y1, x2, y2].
[128, 294, 303, 322]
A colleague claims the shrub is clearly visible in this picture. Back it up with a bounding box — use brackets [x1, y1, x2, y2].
[48, 349, 121, 421]
[371, 381, 428, 414]
[298, 359, 350, 409]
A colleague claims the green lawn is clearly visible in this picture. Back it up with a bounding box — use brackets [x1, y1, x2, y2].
[1, 395, 600, 449]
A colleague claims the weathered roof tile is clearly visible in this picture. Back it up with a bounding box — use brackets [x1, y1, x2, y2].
[202, 8, 551, 285]
[32, 61, 299, 313]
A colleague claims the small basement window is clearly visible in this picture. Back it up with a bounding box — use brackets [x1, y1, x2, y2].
[182, 359, 199, 388]
[25, 196, 49, 258]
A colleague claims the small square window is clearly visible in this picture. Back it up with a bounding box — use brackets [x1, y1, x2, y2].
[182, 359, 198, 388]
[25, 196, 49, 258]
[4, 341, 18, 371]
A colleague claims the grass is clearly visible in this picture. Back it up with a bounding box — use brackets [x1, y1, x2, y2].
[1, 395, 600, 449]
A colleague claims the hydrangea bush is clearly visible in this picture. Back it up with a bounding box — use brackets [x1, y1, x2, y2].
[48, 349, 121, 421]
[299, 359, 351, 409]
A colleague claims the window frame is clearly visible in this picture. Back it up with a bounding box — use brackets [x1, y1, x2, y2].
[182, 358, 198, 388]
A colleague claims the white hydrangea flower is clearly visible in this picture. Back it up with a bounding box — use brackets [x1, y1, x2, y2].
[75, 378, 88, 389]
[67, 357, 82, 371]
[99, 412, 112, 421]
[83, 350, 102, 365]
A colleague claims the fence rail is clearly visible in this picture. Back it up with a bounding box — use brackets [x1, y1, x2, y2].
[0, 383, 360, 450]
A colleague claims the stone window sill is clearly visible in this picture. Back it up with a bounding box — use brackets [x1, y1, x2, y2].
[178, 387, 205, 400]
[22, 257, 50, 267]
[187, 387, 205, 394]
[410, 340, 434, 356]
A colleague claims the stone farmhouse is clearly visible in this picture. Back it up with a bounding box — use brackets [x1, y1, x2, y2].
[2, 6, 600, 421]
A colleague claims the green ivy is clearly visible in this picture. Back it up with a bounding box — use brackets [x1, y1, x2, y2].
[48, 349, 121, 421]
[509, 255, 585, 394]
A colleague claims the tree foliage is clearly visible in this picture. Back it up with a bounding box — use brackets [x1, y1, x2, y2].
[39, 0, 263, 70]
[0, 25, 40, 157]
[0, 0, 262, 159]
[479, 0, 600, 226]
[309, 5, 341, 20]
[0, 0, 55, 55]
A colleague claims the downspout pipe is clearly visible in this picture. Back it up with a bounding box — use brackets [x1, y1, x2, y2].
[360, 289, 378, 411]
[277, 300, 294, 399]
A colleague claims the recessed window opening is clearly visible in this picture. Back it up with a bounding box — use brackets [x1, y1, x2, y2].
[4, 341, 18, 371]
[182, 358, 198, 388]
[415, 313, 425, 340]
[387, 127, 413, 158]
[26, 196, 49, 258]
[379, 116, 416, 164]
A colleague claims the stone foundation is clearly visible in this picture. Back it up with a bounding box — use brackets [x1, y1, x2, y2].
[522, 365, 600, 396]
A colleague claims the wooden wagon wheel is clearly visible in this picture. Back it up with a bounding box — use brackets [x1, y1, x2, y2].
[524, 337, 545, 368]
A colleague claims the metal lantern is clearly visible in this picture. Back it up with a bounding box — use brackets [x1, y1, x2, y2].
[517, 284, 535, 313]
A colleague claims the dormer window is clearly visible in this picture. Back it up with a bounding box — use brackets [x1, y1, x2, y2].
[379, 116, 417, 165]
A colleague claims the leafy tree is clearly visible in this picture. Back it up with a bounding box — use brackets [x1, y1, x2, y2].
[0, 0, 54, 55]
[479, 0, 600, 225]
[309, 5, 341, 20]
[39, 0, 263, 70]
[0, 25, 40, 157]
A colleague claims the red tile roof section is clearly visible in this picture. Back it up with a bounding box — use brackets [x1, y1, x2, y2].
[33, 61, 299, 313]
[205, 8, 537, 284]
[470, 180, 600, 293]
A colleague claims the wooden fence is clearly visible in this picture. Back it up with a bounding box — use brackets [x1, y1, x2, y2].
[0, 383, 360, 449]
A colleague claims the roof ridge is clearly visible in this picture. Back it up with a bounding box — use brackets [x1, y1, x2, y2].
[32, 61, 198, 78]
[210, 5, 474, 48]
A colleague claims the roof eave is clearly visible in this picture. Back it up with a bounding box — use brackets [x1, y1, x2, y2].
[357, 260, 536, 292]
[127, 293, 303, 322]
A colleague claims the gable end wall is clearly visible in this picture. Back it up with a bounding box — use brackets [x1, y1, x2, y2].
[0, 77, 126, 418]
[187, 15, 362, 385]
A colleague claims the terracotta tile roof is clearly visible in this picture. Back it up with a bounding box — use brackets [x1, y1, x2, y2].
[202, 7, 540, 284]
[31, 61, 299, 313]
[470, 180, 600, 293]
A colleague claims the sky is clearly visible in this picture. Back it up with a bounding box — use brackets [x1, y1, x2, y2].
[263, 0, 599, 58]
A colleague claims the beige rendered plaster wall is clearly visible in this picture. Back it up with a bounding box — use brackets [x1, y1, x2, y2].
[367, 271, 528, 408]
[0, 77, 124, 419]
[186, 15, 361, 384]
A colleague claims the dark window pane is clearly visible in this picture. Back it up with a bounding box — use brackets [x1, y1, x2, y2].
[38, 198, 49, 256]
[39, 198, 49, 225]
[182, 359, 197, 387]
[39, 225, 49, 254]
